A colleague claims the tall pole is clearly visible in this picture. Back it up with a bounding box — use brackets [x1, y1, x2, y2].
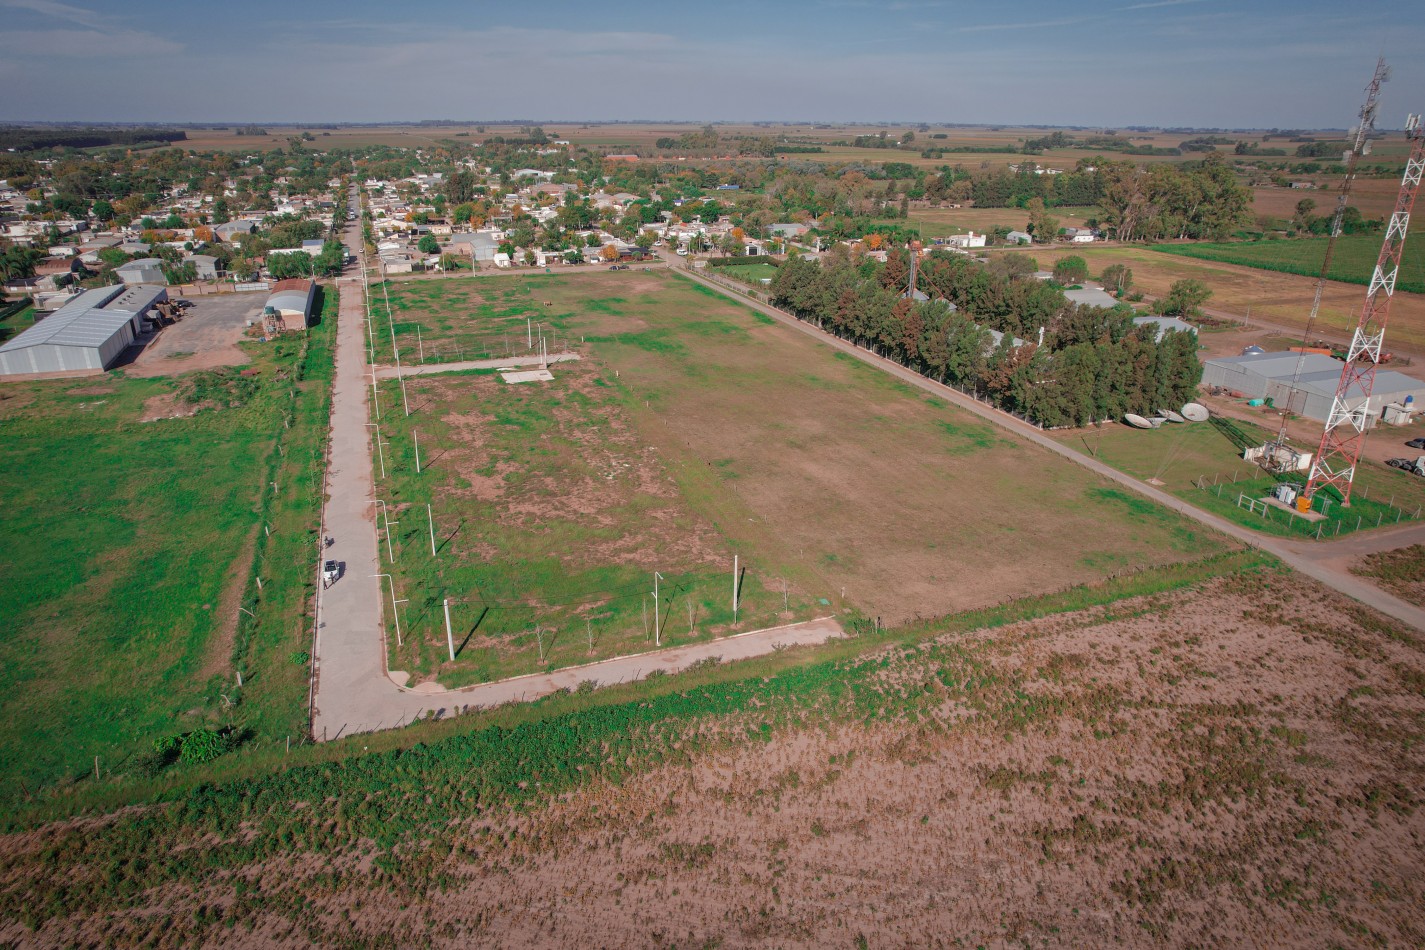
[413, 428, 422, 473]
[732, 554, 739, 622]
[653, 571, 663, 647]
[427, 503, 437, 556]
[442, 597, 455, 662]
[527, 317, 532, 349]
[380, 278, 410, 416]
[416, 325, 425, 364]
[370, 372, 381, 421]
[365, 423, 386, 478]
[374, 573, 403, 646]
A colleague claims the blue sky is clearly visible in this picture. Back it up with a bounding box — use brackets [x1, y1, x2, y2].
[0, 0, 1421, 128]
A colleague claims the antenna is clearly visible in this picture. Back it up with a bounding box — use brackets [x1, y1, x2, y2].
[1301, 110, 1425, 508]
[1257, 58, 1389, 469]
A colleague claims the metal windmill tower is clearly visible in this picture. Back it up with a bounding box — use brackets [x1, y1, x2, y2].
[1301, 110, 1425, 509]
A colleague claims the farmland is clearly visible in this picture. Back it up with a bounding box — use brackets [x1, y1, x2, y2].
[0, 292, 335, 801]
[364, 269, 1225, 687]
[1152, 233, 1425, 295]
[4, 554, 1423, 947]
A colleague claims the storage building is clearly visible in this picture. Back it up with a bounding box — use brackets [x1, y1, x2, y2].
[1202, 351, 1425, 424]
[265, 278, 315, 332]
[0, 284, 166, 376]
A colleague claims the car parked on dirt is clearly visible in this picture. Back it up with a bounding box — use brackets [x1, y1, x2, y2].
[1406, 437, 1425, 449]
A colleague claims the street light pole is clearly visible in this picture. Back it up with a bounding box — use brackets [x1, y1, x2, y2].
[443, 597, 455, 662]
[653, 571, 664, 647]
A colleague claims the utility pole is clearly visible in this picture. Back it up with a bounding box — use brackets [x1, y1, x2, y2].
[365, 423, 387, 478]
[373, 573, 404, 646]
[413, 429, 422, 473]
[653, 571, 664, 647]
[527, 317, 532, 349]
[732, 554, 739, 622]
[442, 597, 455, 662]
[416, 325, 425, 364]
[427, 503, 437, 556]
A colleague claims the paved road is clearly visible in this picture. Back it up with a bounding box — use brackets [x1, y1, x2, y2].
[676, 266, 1425, 633]
[375, 352, 580, 379]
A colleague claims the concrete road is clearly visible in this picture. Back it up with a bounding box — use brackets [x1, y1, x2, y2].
[676, 266, 1425, 633]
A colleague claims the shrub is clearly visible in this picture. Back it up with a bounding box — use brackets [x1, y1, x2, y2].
[178, 728, 232, 766]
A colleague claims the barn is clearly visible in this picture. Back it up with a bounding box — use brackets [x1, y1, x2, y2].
[1203, 350, 1425, 424]
[265, 278, 316, 332]
[0, 284, 166, 376]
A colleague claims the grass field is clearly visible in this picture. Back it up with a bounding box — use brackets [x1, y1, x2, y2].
[0, 291, 335, 801]
[1152, 234, 1425, 295]
[1051, 415, 1425, 539]
[364, 270, 1226, 687]
[0, 302, 34, 345]
[714, 262, 779, 284]
[905, 205, 1098, 240]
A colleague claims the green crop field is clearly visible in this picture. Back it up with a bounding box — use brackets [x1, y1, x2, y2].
[1151, 234, 1425, 294]
[715, 262, 779, 285]
[364, 270, 1226, 688]
[0, 291, 336, 802]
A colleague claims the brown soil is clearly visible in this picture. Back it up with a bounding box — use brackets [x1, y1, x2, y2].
[139, 391, 199, 422]
[1353, 543, 1425, 603]
[6, 569, 1424, 947]
[196, 522, 262, 681]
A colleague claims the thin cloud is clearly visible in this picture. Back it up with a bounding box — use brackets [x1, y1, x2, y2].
[0, 0, 108, 28]
[1119, 0, 1206, 9]
[956, 16, 1096, 33]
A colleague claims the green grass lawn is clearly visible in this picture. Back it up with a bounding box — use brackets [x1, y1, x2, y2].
[1151, 234, 1425, 294]
[714, 262, 779, 285]
[363, 271, 1224, 688]
[1056, 415, 1425, 540]
[0, 302, 35, 345]
[0, 291, 335, 802]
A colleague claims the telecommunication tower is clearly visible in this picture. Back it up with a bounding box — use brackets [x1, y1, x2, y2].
[1300, 111, 1425, 509]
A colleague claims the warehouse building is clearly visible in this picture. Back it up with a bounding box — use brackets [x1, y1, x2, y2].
[0, 284, 166, 376]
[1203, 351, 1425, 424]
[265, 278, 315, 332]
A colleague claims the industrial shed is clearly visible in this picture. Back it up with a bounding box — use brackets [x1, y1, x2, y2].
[265, 278, 315, 332]
[1203, 351, 1425, 424]
[0, 284, 166, 376]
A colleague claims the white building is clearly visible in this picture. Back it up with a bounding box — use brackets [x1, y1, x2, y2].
[0, 284, 166, 376]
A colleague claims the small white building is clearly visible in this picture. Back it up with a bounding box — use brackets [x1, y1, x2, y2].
[945, 231, 986, 249]
[1005, 230, 1032, 245]
[1064, 227, 1097, 244]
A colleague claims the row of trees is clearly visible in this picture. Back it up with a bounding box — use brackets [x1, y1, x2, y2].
[769, 253, 1202, 428]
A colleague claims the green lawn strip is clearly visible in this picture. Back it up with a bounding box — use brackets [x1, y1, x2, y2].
[0, 291, 336, 805]
[0, 548, 1269, 929]
[1150, 235, 1425, 294]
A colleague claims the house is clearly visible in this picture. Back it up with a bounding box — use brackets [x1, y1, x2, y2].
[264, 278, 315, 332]
[0, 284, 166, 376]
[450, 229, 503, 262]
[767, 222, 810, 239]
[1005, 230, 1032, 246]
[1132, 315, 1197, 341]
[1064, 227, 1097, 243]
[187, 254, 220, 281]
[215, 220, 258, 242]
[114, 258, 167, 285]
[1062, 285, 1120, 308]
[944, 231, 986, 249]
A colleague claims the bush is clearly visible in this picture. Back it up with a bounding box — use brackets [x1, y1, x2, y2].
[178, 728, 233, 766]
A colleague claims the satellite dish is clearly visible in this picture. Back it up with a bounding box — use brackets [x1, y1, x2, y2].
[1124, 413, 1153, 429]
[1181, 402, 1210, 422]
[1163, 410, 1186, 423]
[1148, 416, 1167, 428]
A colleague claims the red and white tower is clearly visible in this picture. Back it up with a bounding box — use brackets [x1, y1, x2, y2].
[1302, 114, 1425, 508]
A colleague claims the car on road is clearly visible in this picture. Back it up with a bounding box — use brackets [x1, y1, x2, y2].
[1406, 437, 1425, 449]
[609, 263, 630, 270]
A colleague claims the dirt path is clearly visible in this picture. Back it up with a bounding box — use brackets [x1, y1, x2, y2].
[677, 266, 1425, 633]
[374, 352, 580, 379]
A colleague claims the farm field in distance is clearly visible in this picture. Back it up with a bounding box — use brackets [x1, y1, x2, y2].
[0, 299, 335, 801]
[363, 269, 1227, 688]
[1152, 232, 1425, 295]
[992, 244, 1425, 355]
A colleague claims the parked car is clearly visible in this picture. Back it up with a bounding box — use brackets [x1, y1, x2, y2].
[1385, 457, 1425, 476]
[1406, 437, 1425, 449]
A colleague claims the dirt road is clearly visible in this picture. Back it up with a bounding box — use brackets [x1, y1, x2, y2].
[676, 266, 1425, 633]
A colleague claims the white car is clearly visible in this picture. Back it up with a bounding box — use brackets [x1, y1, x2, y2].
[676, 248, 689, 256]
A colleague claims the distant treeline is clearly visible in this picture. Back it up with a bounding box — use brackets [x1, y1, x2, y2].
[0, 127, 187, 151]
[770, 252, 1201, 428]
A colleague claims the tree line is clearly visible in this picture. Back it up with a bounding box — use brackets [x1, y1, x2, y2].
[768, 252, 1202, 428]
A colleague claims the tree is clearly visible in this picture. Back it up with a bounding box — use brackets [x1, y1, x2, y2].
[439, 252, 463, 272]
[211, 198, 230, 226]
[91, 199, 114, 222]
[1293, 197, 1316, 231]
[719, 231, 742, 257]
[1051, 256, 1089, 284]
[600, 243, 619, 261]
[418, 234, 440, 255]
[634, 230, 656, 249]
[989, 254, 1037, 280]
[267, 251, 313, 280]
[1100, 263, 1134, 296]
[1025, 197, 1058, 244]
[1157, 278, 1212, 317]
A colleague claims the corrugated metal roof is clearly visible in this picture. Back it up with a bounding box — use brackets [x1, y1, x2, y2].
[267, 290, 311, 313]
[0, 284, 161, 354]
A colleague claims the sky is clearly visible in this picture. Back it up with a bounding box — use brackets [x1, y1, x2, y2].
[0, 0, 1422, 129]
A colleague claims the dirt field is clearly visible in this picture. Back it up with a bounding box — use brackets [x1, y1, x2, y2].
[993, 244, 1425, 357]
[372, 271, 1225, 669]
[7, 565, 1423, 947]
[127, 292, 268, 377]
